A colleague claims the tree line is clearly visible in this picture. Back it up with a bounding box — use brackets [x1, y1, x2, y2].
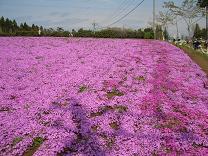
[157, 0, 207, 40]
[0, 16, 168, 39]
[0, 16, 42, 36]
[0, 16, 72, 37]
[73, 27, 156, 39]
[193, 23, 207, 40]
[0, 0, 207, 40]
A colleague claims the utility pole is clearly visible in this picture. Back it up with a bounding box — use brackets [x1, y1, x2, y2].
[175, 16, 179, 40]
[122, 24, 125, 38]
[206, 6, 208, 45]
[153, 0, 156, 40]
[92, 20, 97, 34]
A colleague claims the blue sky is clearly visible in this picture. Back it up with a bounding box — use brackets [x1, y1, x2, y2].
[0, 0, 205, 36]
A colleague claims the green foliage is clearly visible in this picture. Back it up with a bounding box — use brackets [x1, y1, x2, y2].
[89, 105, 128, 118]
[69, 27, 150, 39]
[12, 137, 23, 146]
[144, 32, 153, 39]
[137, 29, 145, 38]
[0, 17, 17, 34]
[75, 28, 94, 37]
[164, 0, 203, 39]
[23, 137, 45, 156]
[0, 16, 166, 39]
[198, 0, 208, 7]
[78, 85, 88, 93]
[193, 23, 201, 39]
[143, 28, 154, 39]
[106, 88, 124, 99]
[163, 27, 169, 40]
[32, 137, 45, 146]
[0, 16, 71, 37]
[156, 25, 163, 40]
[201, 28, 207, 40]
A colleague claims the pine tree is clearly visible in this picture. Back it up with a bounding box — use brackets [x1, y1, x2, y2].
[35, 25, 39, 31]
[163, 27, 169, 40]
[12, 20, 18, 33]
[32, 24, 36, 30]
[20, 23, 24, 30]
[23, 22, 29, 31]
[0, 24, 2, 33]
[5, 18, 10, 33]
[0, 16, 5, 32]
[201, 28, 206, 40]
[193, 23, 201, 39]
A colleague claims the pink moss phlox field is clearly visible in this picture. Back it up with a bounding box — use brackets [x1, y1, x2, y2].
[0, 37, 208, 156]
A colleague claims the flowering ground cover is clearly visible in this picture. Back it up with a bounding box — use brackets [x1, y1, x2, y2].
[0, 37, 208, 156]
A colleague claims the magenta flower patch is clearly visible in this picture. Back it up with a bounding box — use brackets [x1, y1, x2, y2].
[0, 37, 208, 155]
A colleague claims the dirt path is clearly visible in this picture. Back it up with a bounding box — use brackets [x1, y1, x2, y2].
[179, 45, 208, 75]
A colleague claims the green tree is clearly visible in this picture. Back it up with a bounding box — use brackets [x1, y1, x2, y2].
[32, 24, 36, 30]
[193, 23, 201, 39]
[5, 18, 11, 33]
[0, 16, 4, 33]
[144, 32, 153, 39]
[137, 29, 144, 38]
[23, 22, 30, 31]
[156, 25, 163, 40]
[198, 0, 208, 7]
[163, 27, 169, 40]
[40, 26, 43, 31]
[19, 23, 24, 30]
[164, 0, 204, 39]
[157, 11, 174, 40]
[201, 28, 207, 39]
[144, 28, 154, 39]
[57, 27, 64, 32]
[12, 20, 18, 33]
[72, 29, 76, 36]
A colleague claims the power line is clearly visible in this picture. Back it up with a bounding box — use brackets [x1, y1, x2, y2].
[99, 0, 130, 24]
[99, 0, 145, 29]
[101, 0, 138, 24]
[99, 0, 144, 28]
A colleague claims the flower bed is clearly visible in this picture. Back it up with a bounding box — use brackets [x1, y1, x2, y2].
[0, 37, 208, 155]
